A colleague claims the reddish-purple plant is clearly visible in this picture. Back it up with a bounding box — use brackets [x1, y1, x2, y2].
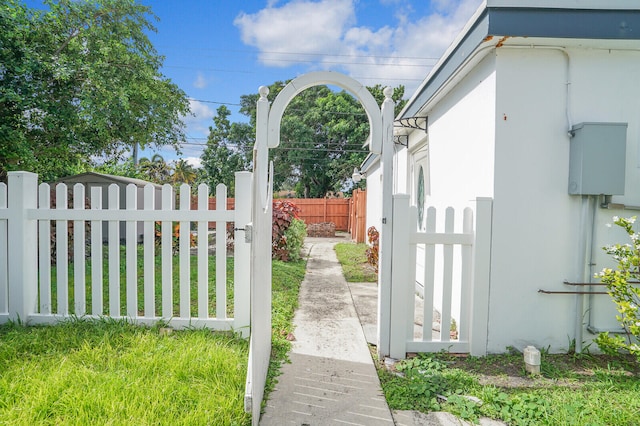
[365, 226, 379, 273]
[272, 200, 301, 261]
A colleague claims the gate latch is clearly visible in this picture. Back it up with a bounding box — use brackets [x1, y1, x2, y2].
[237, 223, 253, 243]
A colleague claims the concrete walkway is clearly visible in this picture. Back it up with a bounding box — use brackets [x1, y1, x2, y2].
[260, 236, 504, 426]
[260, 236, 394, 426]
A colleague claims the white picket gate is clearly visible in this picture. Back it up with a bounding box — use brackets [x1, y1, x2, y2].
[0, 171, 252, 334]
[389, 194, 493, 359]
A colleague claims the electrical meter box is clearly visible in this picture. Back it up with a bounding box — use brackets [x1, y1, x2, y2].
[568, 122, 627, 195]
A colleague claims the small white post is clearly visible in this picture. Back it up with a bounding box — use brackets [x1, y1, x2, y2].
[7, 171, 39, 322]
[389, 194, 410, 360]
[470, 197, 493, 356]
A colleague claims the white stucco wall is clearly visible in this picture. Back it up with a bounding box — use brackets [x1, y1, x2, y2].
[418, 54, 497, 219]
[488, 45, 640, 353]
[364, 160, 383, 239]
[402, 54, 497, 326]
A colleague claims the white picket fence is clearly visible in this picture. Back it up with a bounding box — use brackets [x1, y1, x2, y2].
[0, 171, 252, 335]
[389, 195, 492, 358]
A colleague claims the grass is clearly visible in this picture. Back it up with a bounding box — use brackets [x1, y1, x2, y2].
[378, 350, 640, 425]
[334, 242, 377, 282]
[0, 318, 250, 425]
[264, 259, 307, 401]
[1, 256, 308, 425]
[333, 244, 640, 425]
[48, 246, 235, 317]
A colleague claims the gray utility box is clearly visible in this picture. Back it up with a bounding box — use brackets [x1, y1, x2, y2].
[568, 122, 627, 195]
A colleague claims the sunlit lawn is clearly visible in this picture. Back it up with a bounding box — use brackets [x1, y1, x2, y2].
[0, 256, 307, 425]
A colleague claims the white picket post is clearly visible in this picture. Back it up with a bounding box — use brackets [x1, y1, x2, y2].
[470, 197, 493, 356]
[73, 183, 86, 316]
[179, 184, 191, 319]
[125, 184, 137, 318]
[108, 184, 120, 316]
[389, 194, 410, 360]
[161, 185, 173, 319]
[38, 184, 52, 314]
[422, 207, 437, 341]
[440, 208, 455, 343]
[56, 183, 69, 315]
[215, 183, 227, 320]
[90, 187, 103, 315]
[234, 171, 252, 336]
[406, 206, 418, 341]
[197, 183, 209, 319]
[459, 208, 474, 343]
[143, 185, 155, 318]
[7, 172, 39, 322]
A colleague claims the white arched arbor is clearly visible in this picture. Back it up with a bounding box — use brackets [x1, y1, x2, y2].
[244, 71, 396, 424]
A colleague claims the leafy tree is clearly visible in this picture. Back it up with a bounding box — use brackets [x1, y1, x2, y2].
[236, 81, 405, 197]
[138, 154, 172, 184]
[171, 159, 197, 186]
[200, 105, 252, 195]
[0, 0, 189, 182]
[200, 81, 405, 198]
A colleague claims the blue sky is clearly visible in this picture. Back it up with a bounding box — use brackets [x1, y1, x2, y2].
[26, 0, 484, 166]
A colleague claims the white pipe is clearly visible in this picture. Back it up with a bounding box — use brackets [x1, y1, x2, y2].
[574, 196, 593, 353]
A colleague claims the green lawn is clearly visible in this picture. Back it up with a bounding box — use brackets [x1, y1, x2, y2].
[334, 242, 377, 282]
[47, 246, 235, 318]
[0, 257, 307, 426]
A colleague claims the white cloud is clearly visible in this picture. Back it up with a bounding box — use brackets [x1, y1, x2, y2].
[183, 99, 214, 137]
[183, 157, 203, 168]
[193, 72, 208, 89]
[234, 0, 483, 93]
[235, 0, 355, 67]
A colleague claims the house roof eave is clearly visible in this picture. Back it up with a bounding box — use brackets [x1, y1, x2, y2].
[399, 2, 640, 121]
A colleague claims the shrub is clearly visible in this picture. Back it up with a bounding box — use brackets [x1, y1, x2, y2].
[595, 216, 640, 361]
[272, 200, 303, 261]
[154, 222, 196, 255]
[366, 226, 379, 272]
[282, 218, 307, 262]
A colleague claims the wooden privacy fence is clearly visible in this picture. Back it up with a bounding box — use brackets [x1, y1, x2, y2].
[349, 189, 366, 243]
[196, 196, 360, 234]
[0, 171, 252, 335]
[291, 198, 350, 231]
[388, 195, 492, 358]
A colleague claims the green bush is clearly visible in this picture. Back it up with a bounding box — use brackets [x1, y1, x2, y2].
[272, 200, 300, 261]
[282, 218, 307, 262]
[595, 216, 640, 361]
